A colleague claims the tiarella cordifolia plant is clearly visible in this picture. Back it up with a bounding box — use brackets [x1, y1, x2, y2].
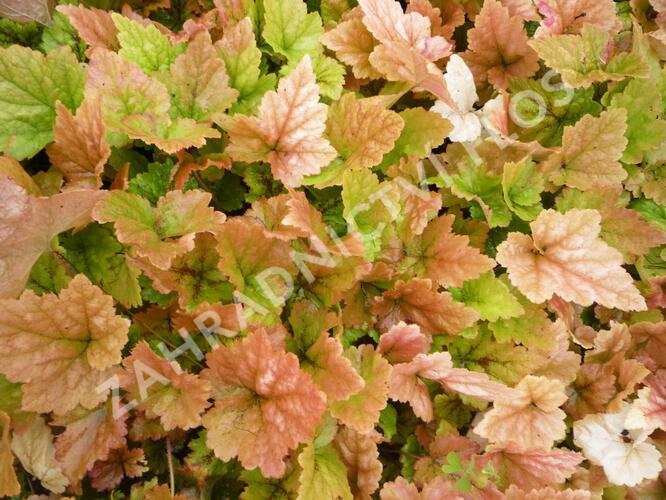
[0, 0, 665, 498]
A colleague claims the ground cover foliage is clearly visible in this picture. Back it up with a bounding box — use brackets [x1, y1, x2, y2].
[0, 0, 666, 498]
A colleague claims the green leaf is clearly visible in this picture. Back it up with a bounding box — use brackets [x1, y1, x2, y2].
[61, 223, 142, 308]
[40, 11, 85, 57]
[128, 161, 174, 205]
[281, 54, 345, 100]
[297, 443, 352, 500]
[502, 161, 543, 221]
[442, 452, 464, 474]
[630, 198, 666, 232]
[0, 18, 42, 48]
[263, 0, 323, 62]
[381, 108, 452, 168]
[112, 13, 185, 73]
[379, 404, 398, 441]
[529, 24, 650, 88]
[0, 45, 85, 159]
[26, 251, 70, 295]
[450, 272, 524, 322]
[609, 77, 666, 163]
[508, 78, 601, 147]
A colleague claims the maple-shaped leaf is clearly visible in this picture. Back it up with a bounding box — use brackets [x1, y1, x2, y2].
[529, 24, 650, 88]
[535, 0, 618, 36]
[297, 442, 353, 500]
[120, 342, 211, 430]
[332, 425, 382, 499]
[215, 216, 297, 317]
[0, 45, 85, 160]
[0, 176, 105, 298]
[214, 17, 277, 115]
[496, 209, 646, 310]
[0, 274, 129, 414]
[93, 189, 225, 270]
[326, 93, 404, 171]
[481, 446, 583, 491]
[0, 411, 19, 497]
[263, 0, 323, 62]
[544, 109, 628, 190]
[556, 188, 666, 263]
[505, 485, 592, 500]
[159, 31, 238, 123]
[330, 345, 392, 433]
[355, 0, 456, 104]
[301, 331, 366, 403]
[377, 321, 430, 364]
[461, 0, 539, 90]
[202, 329, 326, 478]
[53, 402, 127, 487]
[321, 8, 381, 79]
[225, 56, 337, 188]
[111, 13, 184, 73]
[89, 447, 147, 491]
[609, 77, 666, 164]
[56, 4, 119, 52]
[371, 278, 480, 335]
[474, 375, 567, 451]
[11, 416, 68, 494]
[132, 233, 230, 311]
[46, 98, 110, 189]
[401, 214, 495, 288]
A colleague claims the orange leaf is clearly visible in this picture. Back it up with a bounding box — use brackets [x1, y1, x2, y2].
[202, 329, 326, 477]
[0, 275, 129, 414]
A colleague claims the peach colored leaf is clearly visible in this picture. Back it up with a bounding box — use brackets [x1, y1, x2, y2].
[535, 0, 618, 36]
[462, 0, 539, 90]
[544, 109, 628, 190]
[505, 485, 591, 500]
[202, 329, 326, 477]
[358, 0, 451, 60]
[89, 447, 147, 491]
[56, 5, 119, 51]
[327, 93, 404, 170]
[120, 342, 211, 431]
[53, 402, 127, 487]
[11, 416, 68, 494]
[93, 190, 225, 270]
[389, 352, 453, 421]
[130, 233, 228, 311]
[225, 56, 337, 188]
[159, 31, 238, 123]
[0, 275, 129, 415]
[0, 176, 105, 298]
[437, 367, 518, 402]
[481, 446, 584, 490]
[330, 345, 392, 433]
[0, 411, 19, 497]
[402, 214, 495, 288]
[626, 370, 666, 431]
[378, 321, 430, 364]
[379, 476, 420, 500]
[46, 98, 110, 189]
[333, 425, 382, 499]
[500, 0, 540, 20]
[496, 209, 646, 310]
[371, 278, 480, 335]
[321, 8, 381, 79]
[247, 194, 304, 241]
[144, 484, 189, 500]
[302, 332, 365, 403]
[474, 375, 567, 451]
